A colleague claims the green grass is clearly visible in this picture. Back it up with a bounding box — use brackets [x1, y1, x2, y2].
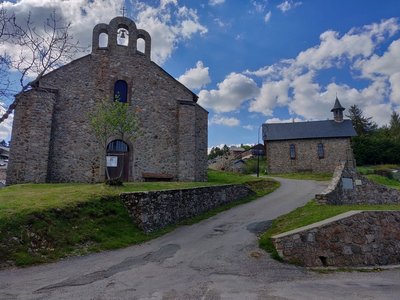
[357, 164, 400, 175]
[259, 200, 400, 260]
[241, 157, 268, 175]
[0, 170, 279, 268]
[0, 181, 222, 221]
[270, 172, 332, 181]
[366, 174, 400, 189]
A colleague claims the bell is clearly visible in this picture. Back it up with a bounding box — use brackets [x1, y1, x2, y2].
[120, 30, 126, 39]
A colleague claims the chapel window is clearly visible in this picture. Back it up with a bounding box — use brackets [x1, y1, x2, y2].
[114, 80, 128, 103]
[137, 37, 145, 53]
[107, 139, 129, 152]
[290, 144, 296, 160]
[99, 32, 108, 48]
[317, 143, 325, 159]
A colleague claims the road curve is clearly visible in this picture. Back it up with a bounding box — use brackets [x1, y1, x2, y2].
[0, 178, 399, 300]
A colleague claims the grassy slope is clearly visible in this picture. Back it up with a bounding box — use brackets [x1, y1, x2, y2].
[259, 174, 400, 259]
[0, 170, 279, 267]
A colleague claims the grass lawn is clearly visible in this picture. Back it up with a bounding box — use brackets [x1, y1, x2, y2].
[0, 170, 279, 268]
[268, 172, 332, 181]
[259, 173, 400, 260]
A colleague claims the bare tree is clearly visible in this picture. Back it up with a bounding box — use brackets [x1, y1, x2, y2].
[0, 7, 80, 123]
[0, 7, 14, 100]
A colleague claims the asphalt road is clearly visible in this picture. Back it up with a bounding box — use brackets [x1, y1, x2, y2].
[0, 177, 399, 299]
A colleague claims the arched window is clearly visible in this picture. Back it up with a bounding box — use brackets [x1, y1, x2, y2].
[137, 37, 145, 53]
[99, 32, 108, 48]
[317, 143, 324, 159]
[107, 140, 129, 152]
[114, 80, 128, 103]
[290, 144, 296, 160]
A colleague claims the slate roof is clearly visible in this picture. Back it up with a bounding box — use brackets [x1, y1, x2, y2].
[331, 97, 345, 112]
[262, 119, 357, 141]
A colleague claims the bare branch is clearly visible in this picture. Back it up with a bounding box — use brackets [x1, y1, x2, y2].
[0, 9, 80, 123]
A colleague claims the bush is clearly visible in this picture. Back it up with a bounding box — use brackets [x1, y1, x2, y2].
[105, 178, 123, 186]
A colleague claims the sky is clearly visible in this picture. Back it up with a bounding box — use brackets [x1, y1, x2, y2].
[1, 0, 400, 149]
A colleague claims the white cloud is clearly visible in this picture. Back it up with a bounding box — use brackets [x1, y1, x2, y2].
[266, 117, 303, 123]
[364, 103, 392, 126]
[1, 0, 207, 67]
[389, 72, 400, 104]
[251, 0, 267, 13]
[209, 0, 225, 6]
[264, 11, 272, 23]
[177, 61, 211, 90]
[198, 73, 259, 113]
[249, 79, 290, 116]
[245, 18, 400, 125]
[134, 2, 207, 64]
[209, 115, 240, 127]
[277, 1, 302, 13]
[242, 124, 255, 130]
[0, 105, 13, 142]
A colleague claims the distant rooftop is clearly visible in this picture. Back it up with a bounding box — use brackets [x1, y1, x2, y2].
[262, 119, 357, 141]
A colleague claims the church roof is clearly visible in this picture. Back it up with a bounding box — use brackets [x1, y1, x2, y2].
[331, 97, 345, 112]
[262, 119, 357, 141]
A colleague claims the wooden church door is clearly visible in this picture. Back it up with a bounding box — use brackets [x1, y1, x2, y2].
[106, 140, 129, 181]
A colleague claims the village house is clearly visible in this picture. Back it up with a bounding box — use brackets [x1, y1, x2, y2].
[7, 16, 208, 184]
[262, 98, 357, 174]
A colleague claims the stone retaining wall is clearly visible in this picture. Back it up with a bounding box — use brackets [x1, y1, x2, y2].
[272, 210, 400, 267]
[121, 184, 255, 232]
[316, 162, 400, 205]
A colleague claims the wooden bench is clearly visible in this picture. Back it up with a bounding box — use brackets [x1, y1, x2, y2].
[142, 172, 174, 182]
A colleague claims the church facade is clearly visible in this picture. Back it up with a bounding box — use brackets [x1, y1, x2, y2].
[7, 17, 208, 184]
[263, 98, 357, 174]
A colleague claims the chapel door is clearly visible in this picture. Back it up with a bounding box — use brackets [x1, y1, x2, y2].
[106, 140, 129, 181]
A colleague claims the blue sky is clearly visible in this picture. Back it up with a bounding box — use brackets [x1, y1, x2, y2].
[1, 0, 400, 149]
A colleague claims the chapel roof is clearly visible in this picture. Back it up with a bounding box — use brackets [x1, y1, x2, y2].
[331, 97, 345, 112]
[262, 119, 357, 141]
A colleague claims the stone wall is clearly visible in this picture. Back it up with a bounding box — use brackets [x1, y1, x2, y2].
[7, 17, 208, 184]
[272, 210, 400, 267]
[316, 162, 400, 205]
[7, 89, 56, 184]
[121, 184, 255, 232]
[266, 138, 354, 174]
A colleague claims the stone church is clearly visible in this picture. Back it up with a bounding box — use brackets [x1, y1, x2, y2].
[7, 16, 208, 184]
[263, 98, 357, 174]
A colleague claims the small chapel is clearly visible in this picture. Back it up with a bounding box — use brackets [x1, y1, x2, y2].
[262, 98, 357, 174]
[7, 16, 208, 184]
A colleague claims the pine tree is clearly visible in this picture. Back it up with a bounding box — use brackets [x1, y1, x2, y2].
[389, 111, 400, 140]
[346, 105, 376, 135]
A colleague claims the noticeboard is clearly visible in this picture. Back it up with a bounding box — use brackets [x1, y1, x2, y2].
[106, 156, 118, 167]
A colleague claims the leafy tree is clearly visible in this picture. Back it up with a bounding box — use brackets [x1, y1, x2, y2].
[389, 111, 400, 140]
[240, 144, 251, 151]
[208, 144, 231, 160]
[89, 98, 140, 181]
[222, 144, 230, 155]
[0, 139, 7, 147]
[346, 104, 377, 135]
[0, 8, 79, 123]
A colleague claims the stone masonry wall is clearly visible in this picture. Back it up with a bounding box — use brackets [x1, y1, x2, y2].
[7, 89, 56, 184]
[121, 184, 255, 232]
[8, 17, 208, 184]
[272, 211, 400, 267]
[178, 101, 196, 181]
[266, 138, 353, 174]
[316, 162, 400, 205]
[195, 104, 208, 181]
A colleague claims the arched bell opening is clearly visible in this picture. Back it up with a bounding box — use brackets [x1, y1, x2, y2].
[117, 25, 129, 46]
